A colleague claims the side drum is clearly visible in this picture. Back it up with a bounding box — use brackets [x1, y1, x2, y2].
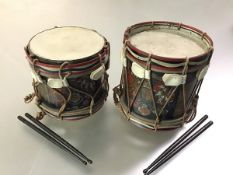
[24, 26, 110, 120]
[113, 21, 213, 130]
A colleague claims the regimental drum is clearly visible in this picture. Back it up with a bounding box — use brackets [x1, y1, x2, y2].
[113, 21, 213, 130]
[24, 26, 110, 120]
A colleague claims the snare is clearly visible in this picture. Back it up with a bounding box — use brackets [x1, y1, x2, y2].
[25, 26, 110, 120]
[113, 21, 213, 130]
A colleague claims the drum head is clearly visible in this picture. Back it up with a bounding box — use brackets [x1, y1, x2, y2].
[28, 26, 105, 61]
[129, 28, 208, 58]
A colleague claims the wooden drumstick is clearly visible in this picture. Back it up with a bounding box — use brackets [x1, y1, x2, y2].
[145, 121, 213, 175]
[17, 116, 88, 165]
[143, 115, 208, 174]
[25, 113, 93, 164]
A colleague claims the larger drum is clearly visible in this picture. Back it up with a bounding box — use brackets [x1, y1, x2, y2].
[113, 21, 213, 130]
[24, 26, 110, 120]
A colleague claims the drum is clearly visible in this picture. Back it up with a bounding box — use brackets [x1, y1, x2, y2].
[113, 21, 213, 130]
[24, 26, 110, 120]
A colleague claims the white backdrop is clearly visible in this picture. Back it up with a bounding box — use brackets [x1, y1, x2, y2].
[0, 0, 232, 174]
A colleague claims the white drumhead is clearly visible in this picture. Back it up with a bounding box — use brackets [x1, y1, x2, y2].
[29, 27, 105, 60]
[129, 30, 206, 58]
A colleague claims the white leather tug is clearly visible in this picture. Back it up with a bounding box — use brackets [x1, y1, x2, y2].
[31, 70, 43, 83]
[162, 74, 187, 86]
[47, 78, 69, 88]
[131, 62, 150, 79]
[197, 65, 209, 81]
[90, 64, 105, 80]
[120, 47, 127, 67]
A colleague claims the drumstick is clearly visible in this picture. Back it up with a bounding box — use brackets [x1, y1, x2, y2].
[17, 116, 87, 165]
[143, 115, 208, 174]
[145, 121, 213, 175]
[25, 113, 93, 164]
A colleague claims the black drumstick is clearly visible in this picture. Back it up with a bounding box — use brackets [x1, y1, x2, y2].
[146, 121, 213, 175]
[17, 116, 87, 165]
[25, 113, 93, 164]
[143, 115, 208, 174]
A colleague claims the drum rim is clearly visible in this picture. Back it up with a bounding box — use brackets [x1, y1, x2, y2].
[27, 26, 108, 64]
[124, 21, 214, 62]
[125, 49, 208, 73]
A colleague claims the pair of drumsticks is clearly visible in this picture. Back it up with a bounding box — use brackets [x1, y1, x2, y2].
[17, 113, 92, 165]
[18, 113, 213, 173]
[143, 115, 213, 175]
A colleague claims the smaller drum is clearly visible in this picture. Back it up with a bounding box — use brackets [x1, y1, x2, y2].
[113, 21, 213, 130]
[24, 26, 110, 120]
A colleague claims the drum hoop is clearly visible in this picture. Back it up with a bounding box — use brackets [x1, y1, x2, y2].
[124, 21, 213, 62]
[125, 52, 207, 74]
[26, 55, 110, 79]
[27, 26, 108, 64]
[125, 46, 210, 68]
[25, 42, 110, 78]
[35, 62, 107, 79]
[25, 45, 109, 68]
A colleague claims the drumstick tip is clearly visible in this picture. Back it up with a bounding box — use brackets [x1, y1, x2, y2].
[25, 113, 32, 118]
[87, 159, 93, 164]
[18, 115, 25, 121]
[203, 114, 208, 118]
[143, 168, 148, 174]
[207, 120, 214, 125]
